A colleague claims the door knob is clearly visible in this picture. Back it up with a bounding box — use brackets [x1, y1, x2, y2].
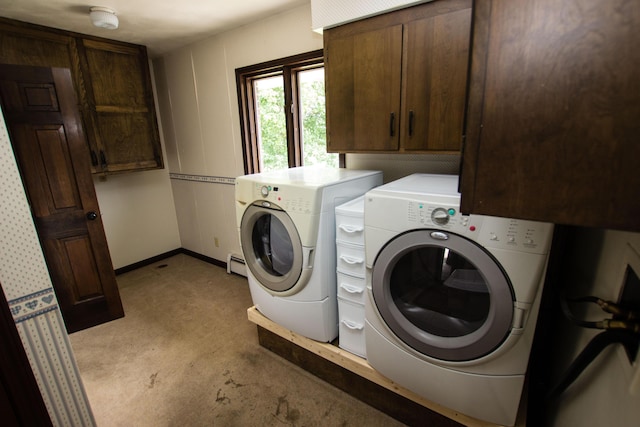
[86, 211, 98, 220]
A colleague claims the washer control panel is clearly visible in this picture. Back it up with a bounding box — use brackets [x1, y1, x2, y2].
[251, 182, 316, 214]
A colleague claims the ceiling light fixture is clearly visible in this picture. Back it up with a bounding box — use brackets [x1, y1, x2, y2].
[89, 6, 119, 30]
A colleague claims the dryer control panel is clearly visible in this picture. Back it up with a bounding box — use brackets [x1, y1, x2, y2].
[404, 200, 553, 255]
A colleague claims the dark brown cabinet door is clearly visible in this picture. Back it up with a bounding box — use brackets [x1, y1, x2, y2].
[80, 39, 163, 174]
[325, 24, 402, 152]
[460, 0, 640, 232]
[0, 18, 164, 175]
[402, 6, 471, 151]
[0, 64, 124, 332]
[324, 0, 471, 154]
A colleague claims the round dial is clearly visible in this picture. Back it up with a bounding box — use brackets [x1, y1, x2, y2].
[260, 185, 269, 197]
[431, 207, 450, 225]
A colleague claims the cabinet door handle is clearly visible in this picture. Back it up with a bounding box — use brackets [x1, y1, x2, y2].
[90, 150, 98, 166]
[389, 112, 395, 137]
[99, 150, 107, 168]
[409, 110, 414, 137]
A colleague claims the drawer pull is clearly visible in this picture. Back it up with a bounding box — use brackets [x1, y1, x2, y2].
[340, 255, 363, 265]
[338, 224, 363, 234]
[341, 319, 364, 330]
[340, 283, 364, 294]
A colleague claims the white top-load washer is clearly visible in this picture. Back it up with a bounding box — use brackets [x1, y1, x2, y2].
[364, 174, 553, 426]
[236, 166, 382, 342]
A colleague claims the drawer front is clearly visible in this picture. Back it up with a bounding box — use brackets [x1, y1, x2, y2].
[338, 297, 366, 358]
[336, 214, 365, 245]
[336, 243, 366, 278]
[337, 272, 366, 305]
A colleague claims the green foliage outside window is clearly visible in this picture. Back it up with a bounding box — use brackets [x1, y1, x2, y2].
[255, 69, 337, 171]
[256, 81, 288, 171]
[300, 78, 338, 168]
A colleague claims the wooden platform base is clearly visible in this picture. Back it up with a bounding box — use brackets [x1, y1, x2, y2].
[248, 306, 508, 427]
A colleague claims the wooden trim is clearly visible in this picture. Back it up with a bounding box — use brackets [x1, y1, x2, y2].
[0, 17, 147, 51]
[324, 0, 472, 40]
[236, 50, 324, 77]
[114, 248, 227, 275]
[248, 306, 505, 427]
[459, 0, 491, 214]
[235, 50, 326, 174]
[257, 326, 463, 427]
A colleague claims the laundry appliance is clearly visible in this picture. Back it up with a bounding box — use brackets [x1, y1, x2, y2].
[236, 166, 382, 342]
[364, 174, 553, 426]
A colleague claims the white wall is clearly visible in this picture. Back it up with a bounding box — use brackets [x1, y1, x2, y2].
[548, 229, 640, 426]
[154, 3, 323, 262]
[152, 2, 463, 263]
[93, 169, 180, 269]
[93, 61, 181, 270]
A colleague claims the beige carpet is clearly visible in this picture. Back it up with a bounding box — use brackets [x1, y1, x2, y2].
[69, 254, 405, 426]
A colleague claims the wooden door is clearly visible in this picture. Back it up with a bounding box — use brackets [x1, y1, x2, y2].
[0, 64, 124, 333]
[401, 5, 471, 151]
[325, 24, 402, 152]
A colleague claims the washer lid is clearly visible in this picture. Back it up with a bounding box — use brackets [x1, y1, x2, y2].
[372, 229, 514, 361]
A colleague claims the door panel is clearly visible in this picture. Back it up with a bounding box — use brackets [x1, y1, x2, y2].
[0, 64, 123, 333]
[402, 7, 471, 151]
[240, 203, 304, 294]
[325, 24, 402, 152]
[372, 230, 514, 361]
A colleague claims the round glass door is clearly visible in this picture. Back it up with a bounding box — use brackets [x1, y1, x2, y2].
[372, 230, 514, 361]
[241, 202, 303, 293]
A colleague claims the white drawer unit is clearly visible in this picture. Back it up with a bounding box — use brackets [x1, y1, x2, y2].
[335, 195, 368, 358]
[338, 296, 366, 358]
[336, 196, 365, 246]
[337, 272, 366, 305]
[336, 242, 366, 278]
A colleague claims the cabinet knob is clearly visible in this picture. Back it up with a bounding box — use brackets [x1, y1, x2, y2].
[86, 211, 98, 221]
[409, 110, 415, 137]
[389, 112, 396, 137]
[99, 150, 107, 168]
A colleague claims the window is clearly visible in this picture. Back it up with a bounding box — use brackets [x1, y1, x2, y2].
[236, 50, 342, 174]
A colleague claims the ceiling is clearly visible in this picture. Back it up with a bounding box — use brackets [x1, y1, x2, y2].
[0, 0, 309, 57]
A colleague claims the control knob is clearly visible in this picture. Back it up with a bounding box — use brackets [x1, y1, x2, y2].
[261, 185, 269, 197]
[431, 207, 450, 225]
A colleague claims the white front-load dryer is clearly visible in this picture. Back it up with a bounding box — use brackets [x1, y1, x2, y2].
[364, 174, 553, 426]
[236, 166, 382, 342]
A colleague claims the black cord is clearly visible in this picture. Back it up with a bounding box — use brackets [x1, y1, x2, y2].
[545, 294, 640, 405]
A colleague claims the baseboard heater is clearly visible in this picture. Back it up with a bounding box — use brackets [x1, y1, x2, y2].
[227, 253, 247, 277]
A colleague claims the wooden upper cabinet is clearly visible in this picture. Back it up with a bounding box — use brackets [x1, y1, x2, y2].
[324, 0, 472, 153]
[79, 39, 163, 174]
[0, 18, 163, 175]
[460, 0, 640, 232]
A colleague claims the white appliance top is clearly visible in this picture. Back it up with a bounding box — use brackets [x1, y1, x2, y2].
[367, 173, 460, 199]
[240, 166, 381, 188]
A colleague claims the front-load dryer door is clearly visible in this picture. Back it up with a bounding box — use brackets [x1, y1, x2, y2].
[241, 202, 304, 294]
[371, 229, 514, 362]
